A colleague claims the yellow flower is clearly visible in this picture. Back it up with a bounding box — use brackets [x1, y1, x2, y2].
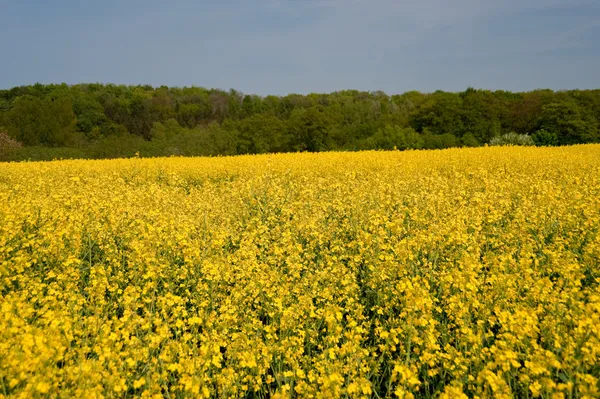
[133, 377, 146, 389]
[36, 382, 50, 394]
[0, 145, 598, 397]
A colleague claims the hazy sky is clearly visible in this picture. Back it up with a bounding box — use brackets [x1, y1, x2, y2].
[1, 0, 599, 95]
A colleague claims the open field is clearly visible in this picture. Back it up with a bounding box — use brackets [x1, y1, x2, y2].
[1, 146, 599, 398]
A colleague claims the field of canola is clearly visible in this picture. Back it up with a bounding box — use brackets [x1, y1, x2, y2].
[1, 145, 600, 399]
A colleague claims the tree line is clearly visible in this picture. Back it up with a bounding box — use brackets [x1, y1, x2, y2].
[1, 83, 599, 160]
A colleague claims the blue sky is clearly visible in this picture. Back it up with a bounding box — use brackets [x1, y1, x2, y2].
[1, 0, 599, 95]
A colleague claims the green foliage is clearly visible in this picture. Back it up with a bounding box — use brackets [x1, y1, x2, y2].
[233, 113, 288, 154]
[201, 123, 239, 156]
[410, 92, 464, 136]
[532, 129, 559, 146]
[87, 134, 148, 159]
[422, 132, 460, 149]
[0, 145, 87, 162]
[0, 83, 599, 161]
[364, 125, 423, 150]
[461, 133, 480, 147]
[150, 118, 185, 140]
[489, 132, 535, 146]
[4, 94, 78, 146]
[72, 90, 110, 139]
[538, 101, 599, 145]
[288, 106, 332, 152]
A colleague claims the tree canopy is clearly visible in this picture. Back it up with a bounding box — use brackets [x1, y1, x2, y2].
[0, 83, 599, 160]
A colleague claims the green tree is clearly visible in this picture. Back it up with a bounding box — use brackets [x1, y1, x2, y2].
[538, 100, 599, 144]
[509, 90, 554, 134]
[128, 94, 154, 139]
[461, 133, 480, 147]
[460, 88, 502, 142]
[5, 94, 77, 146]
[288, 106, 332, 152]
[204, 122, 239, 156]
[532, 129, 558, 146]
[410, 92, 464, 136]
[71, 90, 110, 139]
[234, 114, 287, 154]
[422, 132, 460, 149]
[365, 125, 423, 150]
[150, 119, 184, 141]
[6, 95, 45, 145]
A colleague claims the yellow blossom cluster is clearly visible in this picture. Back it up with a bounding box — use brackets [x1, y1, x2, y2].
[1, 145, 599, 398]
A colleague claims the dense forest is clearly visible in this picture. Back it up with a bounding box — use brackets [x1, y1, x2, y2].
[1, 83, 599, 161]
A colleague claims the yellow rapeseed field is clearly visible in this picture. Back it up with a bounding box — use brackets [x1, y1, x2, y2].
[1, 145, 599, 398]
